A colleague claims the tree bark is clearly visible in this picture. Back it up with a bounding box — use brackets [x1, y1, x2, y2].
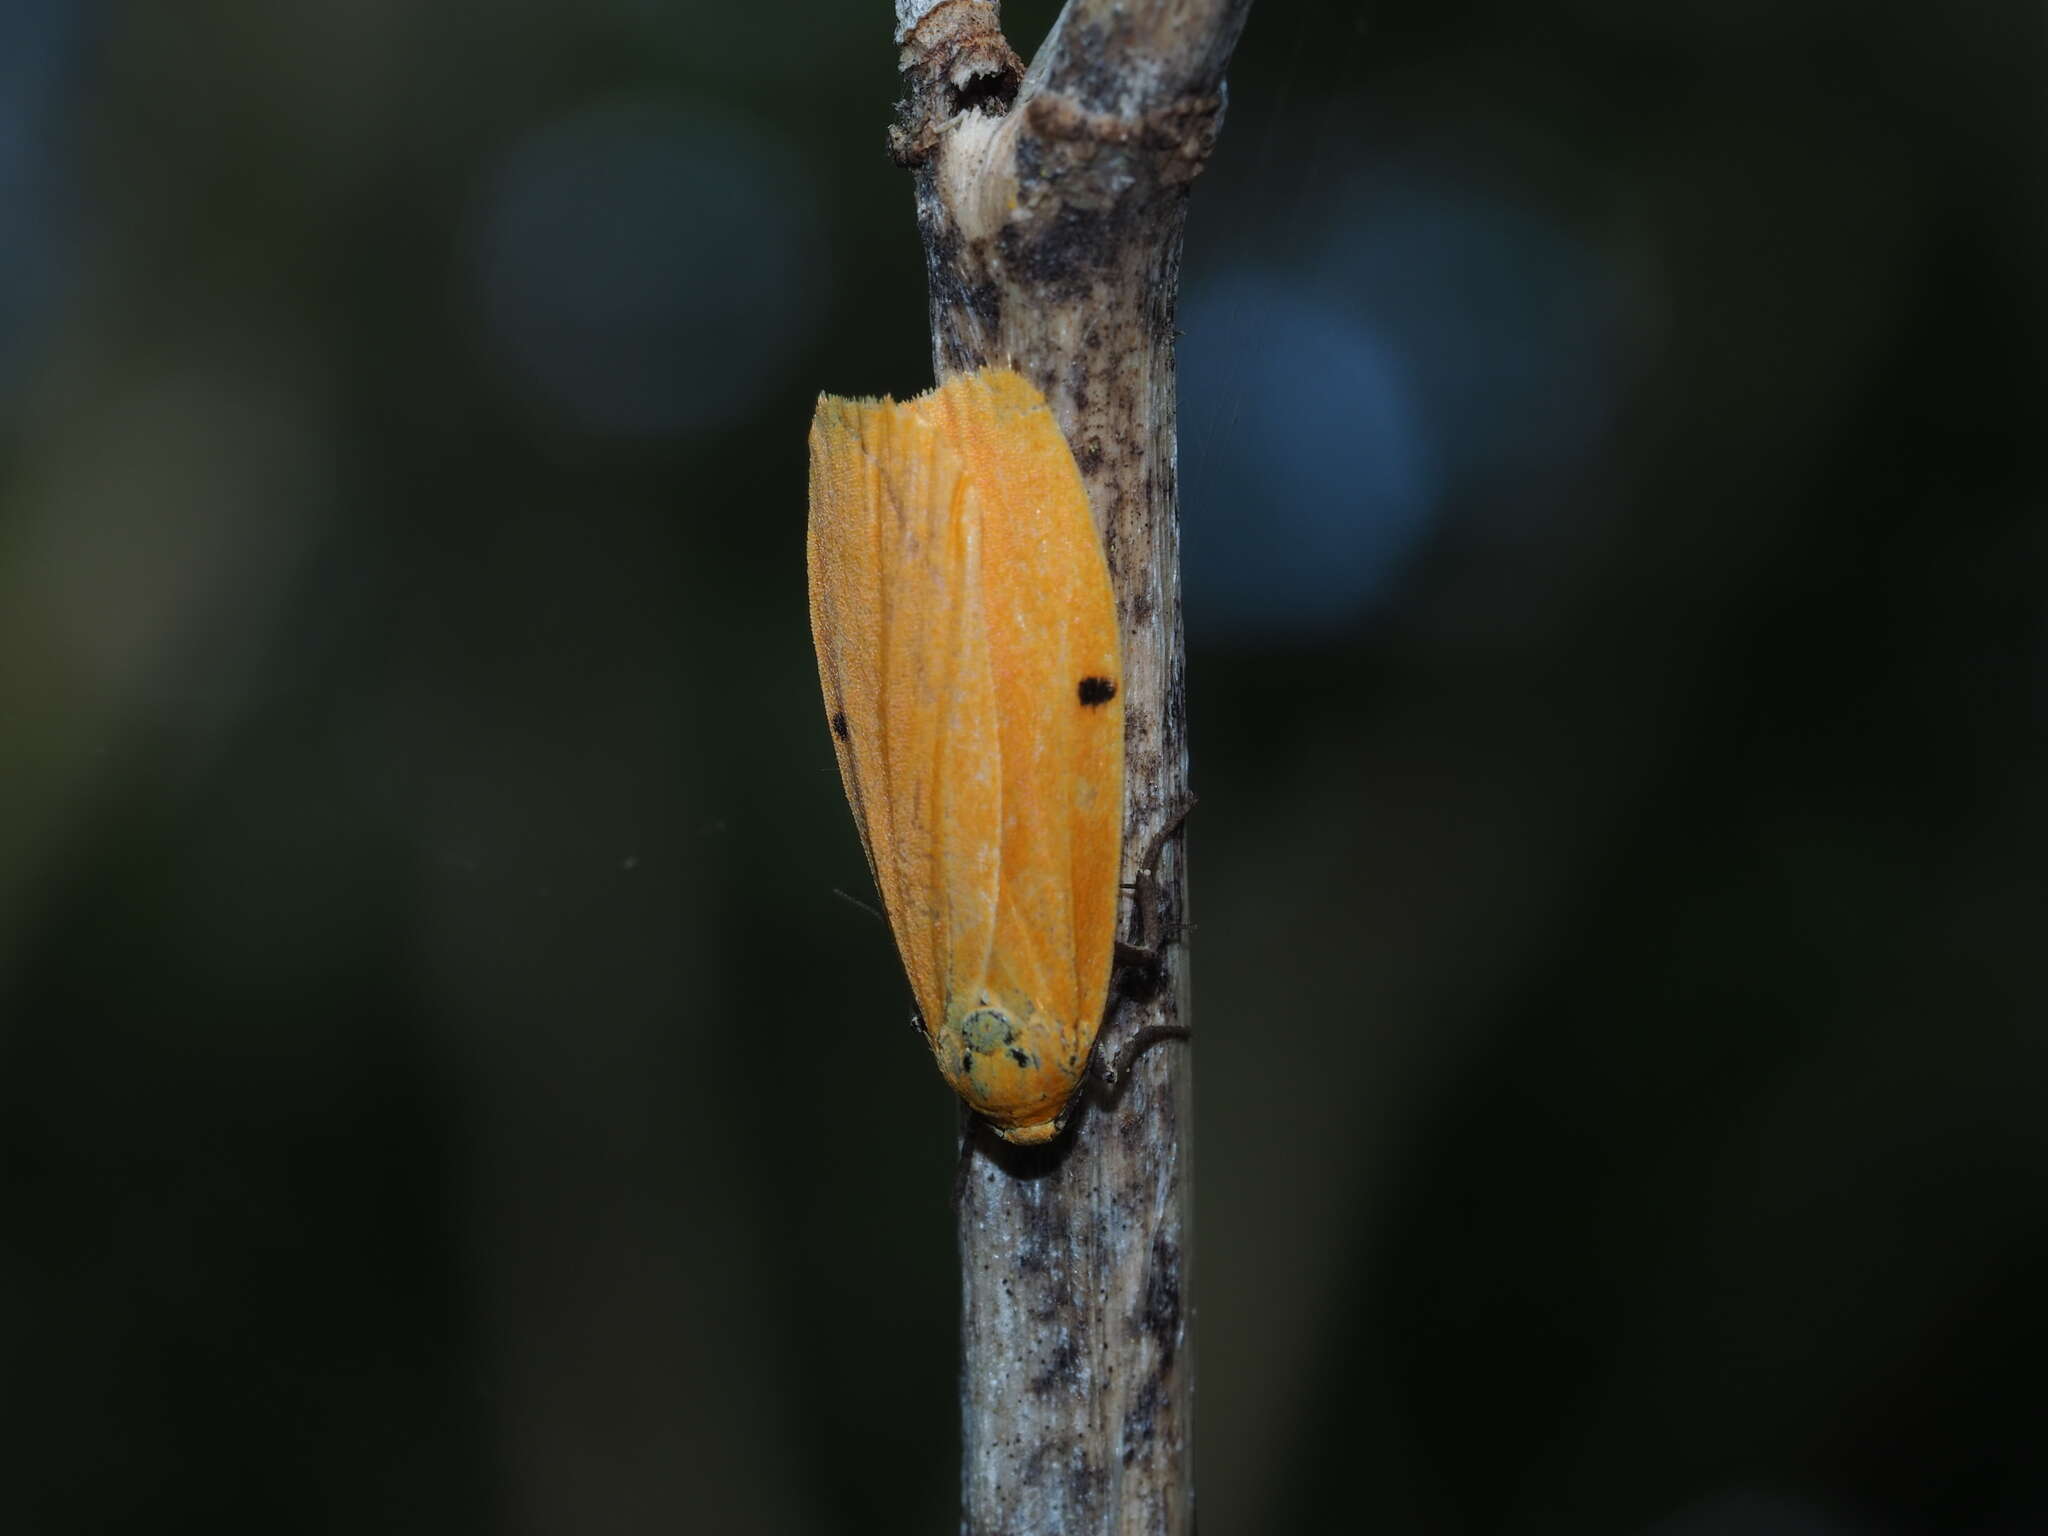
[889, 2, 1252, 1530]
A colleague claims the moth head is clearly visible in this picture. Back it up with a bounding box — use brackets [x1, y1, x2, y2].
[936, 996, 1084, 1145]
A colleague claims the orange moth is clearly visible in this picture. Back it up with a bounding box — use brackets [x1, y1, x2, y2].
[807, 367, 1123, 1144]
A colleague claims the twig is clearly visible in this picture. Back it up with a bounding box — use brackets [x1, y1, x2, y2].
[887, 2, 1252, 1530]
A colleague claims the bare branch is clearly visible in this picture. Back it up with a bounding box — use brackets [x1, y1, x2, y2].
[886, 1, 1252, 1531]
[1031, 0, 1249, 115]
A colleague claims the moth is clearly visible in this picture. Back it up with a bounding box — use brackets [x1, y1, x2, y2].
[807, 367, 1123, 1144]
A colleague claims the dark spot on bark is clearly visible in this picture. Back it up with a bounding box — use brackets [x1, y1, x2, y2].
[1079, 676, 1116, 706]
[1016, 1194, 1056, 1276]
[1050, 22, 1127, 117]
[961, 276, 1002, 338]
[1002, 201, 1119, 299]
[1140, 1230, 1183, 1362]
[1117, 960, 1166, 1006]
[917, 209, 1003, 356]
[1155, 1061, 1182, 1133]
[830, 711, 849, 741]
[1012, 129, 1046, 188]
[1121, 1372, 1164, 1465]
[1065, 356, 1099, 414]
[1067, 1459, 1106, 1514]
[1029, 1335, 1080, 1397]
[1023, 1439, 1053, 1484]
[1071, 439, 1106, 476]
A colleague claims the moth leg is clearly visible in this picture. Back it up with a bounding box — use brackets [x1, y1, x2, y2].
[1112, 792, 1197, 975]
[1097, 793, 1197, 1088]
[1094, 1022, 1190, 1087]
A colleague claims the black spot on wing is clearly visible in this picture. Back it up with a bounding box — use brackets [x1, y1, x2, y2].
[1078, 676, 1116, 706]
[830, 710, 850, 741]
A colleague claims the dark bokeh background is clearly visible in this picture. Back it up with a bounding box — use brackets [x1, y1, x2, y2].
[3, 1, 2043, 1531]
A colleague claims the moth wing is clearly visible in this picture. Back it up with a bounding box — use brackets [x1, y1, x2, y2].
[807, 397, 888, 883]
[808, 395, 1002, 1037]
[942, 370, 1125, 1065]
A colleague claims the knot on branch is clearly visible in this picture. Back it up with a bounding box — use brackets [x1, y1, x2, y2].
[890, 0, 1022, 167]
[1023, 90, 1226, 187]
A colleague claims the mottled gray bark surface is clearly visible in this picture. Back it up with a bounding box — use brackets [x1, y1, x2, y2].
[889, 3, 1252, 1531]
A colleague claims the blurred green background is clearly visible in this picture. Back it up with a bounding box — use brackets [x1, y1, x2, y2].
[3, 1, 2044, 1531]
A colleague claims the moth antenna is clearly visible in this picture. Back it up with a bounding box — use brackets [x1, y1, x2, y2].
[830, 887, 886, 925]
